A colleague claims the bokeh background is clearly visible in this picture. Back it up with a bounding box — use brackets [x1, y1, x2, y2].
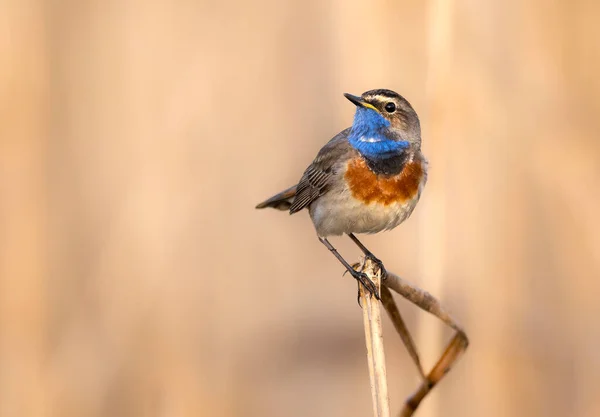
[2, 1, 600, 416]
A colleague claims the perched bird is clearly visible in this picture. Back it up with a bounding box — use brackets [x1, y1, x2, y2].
[256, 89, 427, 298]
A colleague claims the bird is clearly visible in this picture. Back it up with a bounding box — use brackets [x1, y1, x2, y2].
[256, 89, 427, 298]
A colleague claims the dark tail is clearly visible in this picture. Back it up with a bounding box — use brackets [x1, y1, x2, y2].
[255, 185, 297, 211]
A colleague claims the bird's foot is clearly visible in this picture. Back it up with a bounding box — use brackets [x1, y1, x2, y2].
[349, 269, 380, 301]
[365, 254, 388, 280]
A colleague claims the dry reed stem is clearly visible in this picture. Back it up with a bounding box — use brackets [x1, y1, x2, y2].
[383, 271, 460, 332]
[354, 260, 467, 417]
[358, 258, 391, 417]
[381, 270, 469, 416]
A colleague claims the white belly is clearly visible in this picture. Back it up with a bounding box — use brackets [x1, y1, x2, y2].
[309, 189, 421, 237]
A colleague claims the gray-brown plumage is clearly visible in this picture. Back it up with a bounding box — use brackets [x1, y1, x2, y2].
[256, 89, 428, 298]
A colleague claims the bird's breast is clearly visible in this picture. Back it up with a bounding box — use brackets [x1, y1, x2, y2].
[344, 155, 426, 206]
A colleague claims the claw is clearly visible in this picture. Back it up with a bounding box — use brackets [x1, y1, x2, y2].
[351, 269, 380, 300]
[365, 255, 387, 280]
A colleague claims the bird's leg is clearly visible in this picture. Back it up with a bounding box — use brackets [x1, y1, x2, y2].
[384, 272, 469, 417]
[348, 233, 387, 279]
[318, 237, 380, 300]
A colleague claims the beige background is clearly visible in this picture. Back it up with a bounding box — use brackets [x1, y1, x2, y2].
[1, 1, 599, 416]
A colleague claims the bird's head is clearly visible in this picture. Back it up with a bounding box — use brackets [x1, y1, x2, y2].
[345, 89, 421, 159]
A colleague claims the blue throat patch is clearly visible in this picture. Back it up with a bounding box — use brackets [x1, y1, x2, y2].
[348, 107, 409, 159]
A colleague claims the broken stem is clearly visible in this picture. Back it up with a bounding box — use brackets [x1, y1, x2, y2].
[358, 258, 391, 417]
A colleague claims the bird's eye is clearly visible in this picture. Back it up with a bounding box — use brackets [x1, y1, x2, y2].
[384, 102, 396, 113]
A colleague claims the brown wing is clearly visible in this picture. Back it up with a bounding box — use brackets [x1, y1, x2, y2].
[289, 128, 352, 214]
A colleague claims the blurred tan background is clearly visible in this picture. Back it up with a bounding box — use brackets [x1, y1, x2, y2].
[1, 0, 600, 416]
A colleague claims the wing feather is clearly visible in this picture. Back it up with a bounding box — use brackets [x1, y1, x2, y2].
[289, 128, 352, 214]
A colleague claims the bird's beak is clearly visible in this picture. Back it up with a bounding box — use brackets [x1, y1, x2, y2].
[344, 93, 379, 112]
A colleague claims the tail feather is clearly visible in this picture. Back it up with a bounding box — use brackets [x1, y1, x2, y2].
[255, 185, 297, 211]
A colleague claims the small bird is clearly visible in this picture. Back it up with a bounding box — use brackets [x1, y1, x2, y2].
[256, 89, 427, 298]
